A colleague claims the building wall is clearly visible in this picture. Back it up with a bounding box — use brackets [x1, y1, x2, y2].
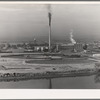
[34, 46, 49, 52]
[58, 45, 74, 52]
[7, 48, 25, 53]
[74, 43, 84, 52]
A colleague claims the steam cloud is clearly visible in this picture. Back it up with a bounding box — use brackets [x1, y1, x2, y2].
[70, 30, 76, 44]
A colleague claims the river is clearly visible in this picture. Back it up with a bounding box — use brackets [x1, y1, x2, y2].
[0, 74, 100, 89]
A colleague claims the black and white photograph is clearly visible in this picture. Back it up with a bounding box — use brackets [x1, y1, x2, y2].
[0, 2, 100, 89]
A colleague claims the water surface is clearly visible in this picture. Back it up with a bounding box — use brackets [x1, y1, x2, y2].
[0, 75, 100, 89]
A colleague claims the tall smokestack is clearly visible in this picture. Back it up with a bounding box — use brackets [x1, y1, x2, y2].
[47, 5, 52, 52]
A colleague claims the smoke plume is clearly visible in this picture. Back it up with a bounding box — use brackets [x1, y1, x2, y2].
[47, 5, 52, 26]
[70, 30, 76, 44]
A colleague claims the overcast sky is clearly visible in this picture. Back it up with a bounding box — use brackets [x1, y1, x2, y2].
[0, 4, 100, 43]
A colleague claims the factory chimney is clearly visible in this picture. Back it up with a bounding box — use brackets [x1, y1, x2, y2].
[48, 5, 52, 52]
